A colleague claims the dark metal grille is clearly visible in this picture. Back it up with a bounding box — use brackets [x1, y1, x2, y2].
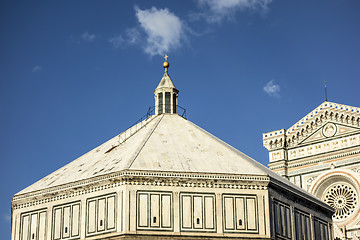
[173, 93, 177, 113]
[158, 93, 163, 114]
[165, 92, 171, 113]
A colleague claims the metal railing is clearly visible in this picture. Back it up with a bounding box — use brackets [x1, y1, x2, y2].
[148, 104, 187, 119]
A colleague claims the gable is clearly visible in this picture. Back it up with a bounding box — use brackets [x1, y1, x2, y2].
[285, 101, 360, 148]
[298, 122, 360, 146]
[263, 101, 360, 151]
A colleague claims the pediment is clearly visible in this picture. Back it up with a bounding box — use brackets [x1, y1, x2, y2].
[285, 101, 360, 147]
[298, 122, 360, 146]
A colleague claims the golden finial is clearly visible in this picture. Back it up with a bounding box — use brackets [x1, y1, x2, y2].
[163, 54, 170, 70]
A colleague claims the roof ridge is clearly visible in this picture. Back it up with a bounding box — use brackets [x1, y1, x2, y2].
[127, 114, 164, 169]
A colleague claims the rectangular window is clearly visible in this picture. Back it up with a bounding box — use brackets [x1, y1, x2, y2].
[53, 201, 81, 240]
[20, 209, 47, 240]
[86, 193, 116, 237]
[165, 92, 171, 113]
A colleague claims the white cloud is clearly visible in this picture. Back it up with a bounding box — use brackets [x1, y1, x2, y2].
[109, 34, 125, 49]
[32, 65, 42, 73]
[3, 214, 11, 222]
[125, 28, 141, 45]
[263, 79, 280, 97]
[109, 28, 141, 49]
[196, 0, 272, 23]
[81, 32, 96, 42]
[135, 7, 185, 56]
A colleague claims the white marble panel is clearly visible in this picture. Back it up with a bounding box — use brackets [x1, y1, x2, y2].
[38, 212, 46, 240]
[224, 197, 234, 230]
[138, 194, 148, 227]
[87, 200, 96, 233]
[150, 194, 160, 227]
[204, 196, 214, 229]
[30, 214, 37, 240]
[72, 204, 80, 237]
[246, 198, 257, 230]
[63, 206, 70, 238]
[193, 196, 203, 229]
[235, 197, 245, 230]
[98, 198, 106, 231]
[182, 196, 192, 229]
[107, 196, 115, 229]
[54, 208, 62, 239]
[22, 215, 30, 240]
[161, 194, 171, 228]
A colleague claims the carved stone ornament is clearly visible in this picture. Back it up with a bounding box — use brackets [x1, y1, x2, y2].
[323, 183, 358, 221]
[322, 123, 337, 138]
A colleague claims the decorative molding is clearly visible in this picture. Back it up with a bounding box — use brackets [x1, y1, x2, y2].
[14, 171, 270, 202]
[351, 167, 360, 174]
[286, 153, 360, 176]
[269, 148, 360, 174]
[13, 172, 269, 210]
[287, 135, 360, 161]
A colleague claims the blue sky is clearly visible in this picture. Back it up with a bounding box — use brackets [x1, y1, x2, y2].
[1, 0, 360, 238]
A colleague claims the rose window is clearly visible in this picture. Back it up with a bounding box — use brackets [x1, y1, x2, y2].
[323, 183, 357, 221]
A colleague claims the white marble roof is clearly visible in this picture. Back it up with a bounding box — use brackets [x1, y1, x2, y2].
[156, 72, 176, 89]
[17, 114, 289, 195]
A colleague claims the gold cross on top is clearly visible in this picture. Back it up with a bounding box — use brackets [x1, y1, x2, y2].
[164, 54, 168, 61]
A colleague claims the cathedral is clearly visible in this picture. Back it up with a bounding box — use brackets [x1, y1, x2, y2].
[263, 101, 360, 239]
[12, 59, 333, 240]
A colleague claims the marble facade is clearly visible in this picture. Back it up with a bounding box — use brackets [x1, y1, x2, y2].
[264, 101, 360, 239]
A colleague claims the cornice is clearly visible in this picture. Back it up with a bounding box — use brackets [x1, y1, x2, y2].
[269, 177, 333, 213]
[12, 170, 270, 210]
[287, 153, 360, 176]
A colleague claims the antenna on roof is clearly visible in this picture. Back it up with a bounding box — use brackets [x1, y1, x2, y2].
[324, 80, 328, 102]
